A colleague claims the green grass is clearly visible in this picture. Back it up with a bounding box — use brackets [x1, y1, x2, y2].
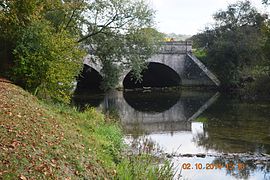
[0, 82, 173, 179]
[117, 154, 174, 180]
[195, 117, 209, 123]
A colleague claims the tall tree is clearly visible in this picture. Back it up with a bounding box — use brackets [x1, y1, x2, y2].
[77, 0, 164, 90]
[192, 0, 267, 88]
[0, 0, 85, 102]
[0, 0, 163, 100]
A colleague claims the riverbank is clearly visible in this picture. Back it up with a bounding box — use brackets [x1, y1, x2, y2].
[0, 82, 173, 179]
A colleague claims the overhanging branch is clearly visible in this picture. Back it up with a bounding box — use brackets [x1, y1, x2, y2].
[77, 13, 119, 43]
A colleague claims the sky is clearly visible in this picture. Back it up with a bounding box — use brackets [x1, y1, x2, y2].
[150, 0, 270, 35]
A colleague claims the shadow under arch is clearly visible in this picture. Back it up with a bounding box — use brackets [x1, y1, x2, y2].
[73, 64, 104, 109]
[75, 64, 103, 93]
[123, 62, 181, 89]
[123, 91, 181, 113]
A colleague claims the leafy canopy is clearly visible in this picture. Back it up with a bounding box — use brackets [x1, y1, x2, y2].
[192, 0, 268, 87]
[1, 0, 164, 97]
[0, 0, 85, 102]
[78, 0, 164, 90]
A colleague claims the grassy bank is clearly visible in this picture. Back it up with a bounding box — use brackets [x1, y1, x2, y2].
[0, 82, 173, 179]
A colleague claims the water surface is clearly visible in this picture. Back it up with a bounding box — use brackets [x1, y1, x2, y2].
[73, 90, 270, 179]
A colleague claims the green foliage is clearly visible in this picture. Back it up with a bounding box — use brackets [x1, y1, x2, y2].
[11, 21, 52, 90]
[262, 24, 270, 70]
[0, 0, 85, 102]
[0, 0, 46, 75]
[79, 0, 163, 89]
[126, 28, 165, 81]
[43, 1, 85, 35]
[1, 0, 162, 96]
[244, 75, 270, 95]
[86, 27, 164, 90]
[11, 21, 84, 102]
[241, 65, 270, 95]
[196, 117, 209, 123]
[192, 0, 268, 88]
[79, 0, 155, 42]
[101, 61, 120, 90]
[117, 155, 174, 180]
[193, 48, 207, 62]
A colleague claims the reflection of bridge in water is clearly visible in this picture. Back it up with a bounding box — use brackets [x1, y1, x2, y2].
[75, 41, 221, 134]
[101, 90, 220, 134]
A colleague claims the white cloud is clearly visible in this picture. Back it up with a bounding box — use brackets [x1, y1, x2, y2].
[150, 0, 269, 35]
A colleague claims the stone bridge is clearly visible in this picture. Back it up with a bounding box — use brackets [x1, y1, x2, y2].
[79, 41, 220, 90]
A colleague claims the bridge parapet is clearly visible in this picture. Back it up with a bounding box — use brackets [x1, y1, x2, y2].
[159, 41, 192, 54]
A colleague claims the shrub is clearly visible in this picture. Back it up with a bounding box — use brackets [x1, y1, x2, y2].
[11, 21, 84, 102]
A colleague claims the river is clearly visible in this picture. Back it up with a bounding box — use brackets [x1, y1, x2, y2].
[73, 89, 270, 180]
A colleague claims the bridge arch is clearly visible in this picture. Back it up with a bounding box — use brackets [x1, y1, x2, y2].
[75, 64, 103, 93]
[123, 62, 181, 89]
[82, 42, 220, 88]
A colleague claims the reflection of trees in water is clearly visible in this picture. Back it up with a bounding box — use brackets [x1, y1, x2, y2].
[193, 127, 269, 153]
[212, 157, 270, 179]
[193, 95, 270, 154]
[126, 135, 164, 155]
[124, 122, 147, 138]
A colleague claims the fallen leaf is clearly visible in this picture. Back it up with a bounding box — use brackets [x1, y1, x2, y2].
[9, 140, 20, 149]
[19, 174, 27, 180]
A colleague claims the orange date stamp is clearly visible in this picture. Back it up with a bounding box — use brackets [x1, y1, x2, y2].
[181, 163, 245, 170]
